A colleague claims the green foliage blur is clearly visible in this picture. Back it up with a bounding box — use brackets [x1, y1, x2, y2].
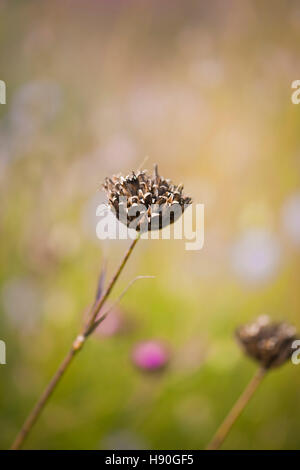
[1, 0, 300, 450]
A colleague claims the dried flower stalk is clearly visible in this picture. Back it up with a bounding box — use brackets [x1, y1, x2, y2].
[11, 234, 140, 450]
[207, 367, 266, 450]
[207, 316, 297, 450]
[11, 164, 190, 450]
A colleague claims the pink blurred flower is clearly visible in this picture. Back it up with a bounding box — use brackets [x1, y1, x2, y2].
[131, 340, 169, 372]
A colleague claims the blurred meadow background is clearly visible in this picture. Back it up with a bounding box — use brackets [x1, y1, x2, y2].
[1, 0, 300, 450]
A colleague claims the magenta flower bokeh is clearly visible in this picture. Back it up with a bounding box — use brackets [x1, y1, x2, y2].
[131, 340, 169, 372]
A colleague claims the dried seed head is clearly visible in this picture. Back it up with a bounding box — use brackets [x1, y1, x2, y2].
[103, 164, 192, 231]
[236, 315, 297, 369]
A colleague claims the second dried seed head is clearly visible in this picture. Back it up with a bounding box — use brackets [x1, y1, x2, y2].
[236, 315, 297, 369]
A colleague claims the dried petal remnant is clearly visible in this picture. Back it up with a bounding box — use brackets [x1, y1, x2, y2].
[103, 165, 192, 231]
[236, 315, 297, 369]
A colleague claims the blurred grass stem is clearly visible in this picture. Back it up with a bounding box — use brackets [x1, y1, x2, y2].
[206, 367, 266, 450]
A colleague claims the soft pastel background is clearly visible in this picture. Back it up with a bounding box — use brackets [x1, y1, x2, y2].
[1, 0, 300, 450]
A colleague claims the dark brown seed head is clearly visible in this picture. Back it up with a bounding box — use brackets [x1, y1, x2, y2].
[236, 315, 297, 369]
[103, 165, 192, 231]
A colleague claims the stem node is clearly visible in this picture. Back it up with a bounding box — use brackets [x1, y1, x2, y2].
[72, 335, 85, 351]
